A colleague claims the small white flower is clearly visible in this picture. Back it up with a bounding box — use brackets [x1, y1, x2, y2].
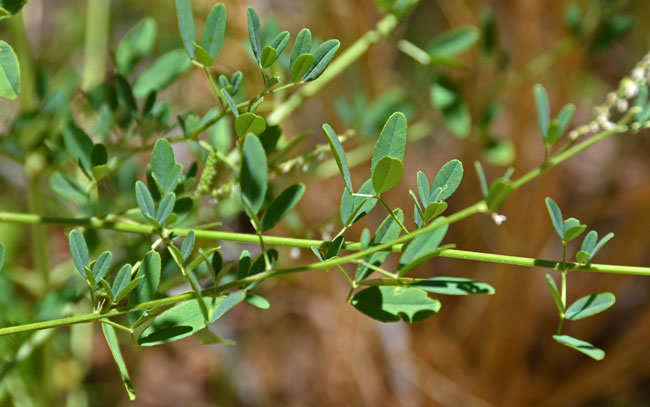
[290, 247, 301, 259]
[491, 213, 507, 226]
[321, 232, 332, 241]
[632, 67, 645, 81]
[616, 99, 628, 113]
[301, 164, 309, 172]
[568, 130, 579, 140]
[602, 121, 615, 130]
[607, 92, 618, 105]
[588, 122, 599, 133]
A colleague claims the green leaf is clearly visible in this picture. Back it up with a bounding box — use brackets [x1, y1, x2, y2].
[576, 250, 591, 263]
[563, 218, 586, 242]
[290, 28, 312, 68]
[565, 292, 615, 321]
[69, 230, 90, 278]
[0, 40, 20, 99]
[411, 277, 495, 295]
[0, 244, 3, 272]
[246, 293, 270, 309]
[180, 231, 195, 261]
[49, 172, 89, 205]
[155, 192, 176, 225]
[355, 210, 403, 281]
[246, 7, 262, 63]
[340, 179, 377, 226]
[135, 181, 156, 219]
[555, 103, 575, 141]
[175, 0, 196, 58]
[193, 42, 214, 67]
[210, 290, 246, 323]
[112, 264, 132, 301]
[202, 3, 227, 60]
[371, 112, 407, 175]
[304, 39, 340, 81]
[260, 45, 277, 68]
[236, 250, 251, 280]
[398, 223, 449, 276]
[545, 273, 565, 314]
[323, 123, 353, 192]
[534, 84, 550, 141]
[545, 197, 564, 239]
[325, 234, 345, 259]
[486, 178, 512, 212]
[290, 53, 314, 82]
[220, 88, 239, 116]
[269, 31, 290, 55]
[422, 201, 447, 222]
[116, 17, 157, 75]
[151, 139, 183, 196]
[351, 286, 441, 323]
[235, 112, 266, 138]
[591, 232, 614, 260]
[0, 1, 27, 16]
[114, 276, 144, 304]
[430, 78, 470, 138]
[132, 49, 191, 98]
[372, 156, 403, 194]
[63, 122, 93, 173]
[553, 335, 605, 361]
[102, 324, 136, 400]
[474, 161, 489, 198]
[427, 26, 480, 56]
[127, 251, 161, 325]
[138, 297, 226, 346]
[240, 134, 268, 214]
[92, 251, 112, 282]
[431, 159, 463, 201]
[416, 171, 431, 207]
[261, 183, 305, 230]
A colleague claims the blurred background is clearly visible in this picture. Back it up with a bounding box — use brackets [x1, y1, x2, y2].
[2, 0, 650, 406]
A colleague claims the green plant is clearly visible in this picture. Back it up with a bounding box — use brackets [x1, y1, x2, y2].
[1, 0, 650, 402]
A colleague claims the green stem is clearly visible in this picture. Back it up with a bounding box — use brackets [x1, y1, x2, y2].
[82, 0, 110, 91]
[377, 196, 409, 234]
[8, 12, 37, 110]
[267, 12, 402, 125]
[335, 265, 354, 286]
[100, 319, 133, 334]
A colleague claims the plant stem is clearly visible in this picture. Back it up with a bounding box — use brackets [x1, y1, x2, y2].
[377, 196, 409, 234]
[8, 12, 37, 110]
[267, 12, 402, 125]
[82, 0, 110, 91]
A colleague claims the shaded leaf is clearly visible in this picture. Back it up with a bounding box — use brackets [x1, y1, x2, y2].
[398, 223, 449, 275]
[534, 84, 550, 140]
[411, 277, 495, 295]
[246, 293, 270, 309]
[175, 0, 196, 58]
[340, 179, 377, 226]
[290, 28, 312, 68]
[372, 156, 403, 194]
[261, 183, 306, 230]
[246, 7, 262, 63]
[290, 53, 314, 82]
[355, 210, 404, 281]
[427, 25, 480, 56]
[135, 181, 155, 219]
[371, 112, 407, 174]
[545, 273, 565, 314]
[69, 230, 90, 278]
[326, 235, 345, 259]
[116, 17, 157, 75]
[102, 324, 136, 400]
[351, 286, 441, 323]
[138, 297, 226, 346]
[304, 39, 340, 81]
[565, 292, 615, 321]
[202, 3, 227, 59]
[323, 123, 353, 192]
[63, 122, 93, 172]
[431, 159, 463, 201]
[553, 335, 605, 361]
[49, 172, 89, 205]
[235, 112, 266, 138]
[127, 251, 162, 325]
[545, 197, 564, 239]
[0, 40, 20, 99]
[132, 49, 191, 98]
[240, 134, 268, 213]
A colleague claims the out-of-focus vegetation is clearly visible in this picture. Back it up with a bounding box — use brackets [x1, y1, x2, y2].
[2, 0, 650, 406]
